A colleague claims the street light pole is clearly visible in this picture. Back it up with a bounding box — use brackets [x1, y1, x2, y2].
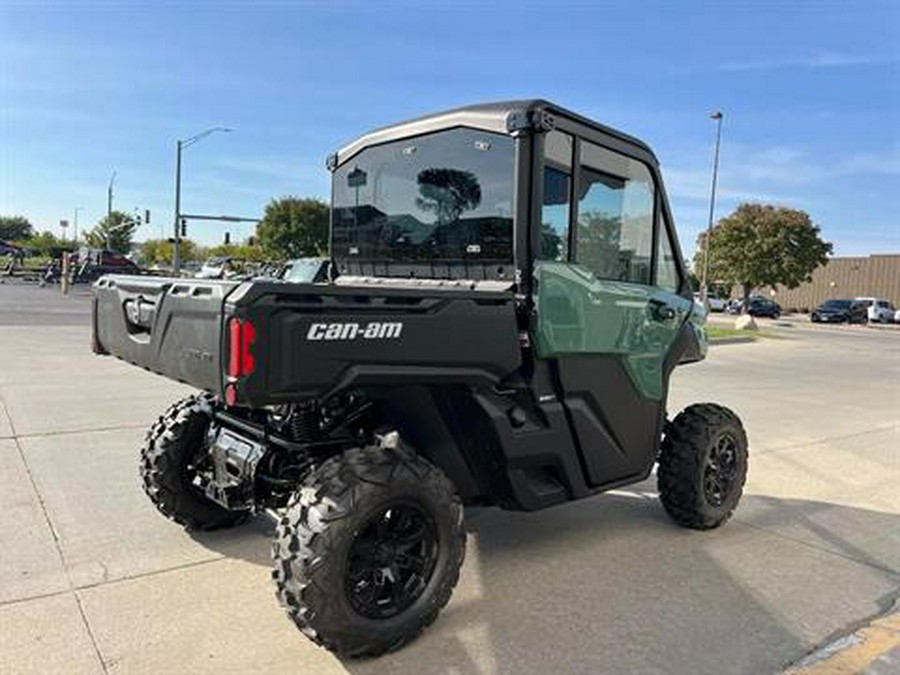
[173, 140, 183, 274]
[172, 127, 231, 275]
[701, 111, 724, 304]
[107, 171, 116, 250]
[73, 207, 83, 244]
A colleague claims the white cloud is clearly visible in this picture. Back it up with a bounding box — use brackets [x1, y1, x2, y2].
[720, 51, 900, 71]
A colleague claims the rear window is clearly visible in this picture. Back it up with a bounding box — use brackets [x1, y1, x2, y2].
[331, 128, 515, 265]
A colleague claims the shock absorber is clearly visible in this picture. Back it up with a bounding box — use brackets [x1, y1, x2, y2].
[289, 400, 320, 442]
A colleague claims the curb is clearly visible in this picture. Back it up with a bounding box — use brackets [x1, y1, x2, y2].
[784, 603, 900, 674]
[709, 336, 757, 346]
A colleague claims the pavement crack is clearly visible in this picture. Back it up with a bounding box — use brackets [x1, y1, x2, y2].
[0, 555, 229, 609]
[734, 518, 900, 579]
[73, 590, 110, 675]
[8, 423, 149, 440]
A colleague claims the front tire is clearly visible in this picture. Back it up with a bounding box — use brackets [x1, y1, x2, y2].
[140, 394, 249, 530]
[658, 404, 748, 530]
[272, 443, 465, 657]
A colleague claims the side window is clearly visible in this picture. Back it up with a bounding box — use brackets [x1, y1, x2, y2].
[575, 141, 654, 284]
[655, 216, 680, 292]
[541, 168, 570, 260]
[540, 131, 573, 261]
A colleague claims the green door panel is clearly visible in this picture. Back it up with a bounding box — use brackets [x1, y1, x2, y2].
[533, 261, 699, 400]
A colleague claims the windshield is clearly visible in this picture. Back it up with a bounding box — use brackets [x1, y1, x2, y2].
[283, 258, 324, 283]
[822, 299, 851, 309]
[332, 128, 515, 267]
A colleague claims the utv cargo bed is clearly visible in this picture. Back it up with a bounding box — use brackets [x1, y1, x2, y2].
[94, 275, 521, 406]
[93, 276, 240, 391]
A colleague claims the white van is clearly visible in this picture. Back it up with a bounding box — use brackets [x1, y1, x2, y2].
[854, 297, 895, 323]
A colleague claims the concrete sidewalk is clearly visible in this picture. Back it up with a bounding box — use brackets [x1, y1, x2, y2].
[1, 299, 898, 673]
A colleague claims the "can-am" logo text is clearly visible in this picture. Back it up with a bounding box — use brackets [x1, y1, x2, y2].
[306, 322, 403, 341]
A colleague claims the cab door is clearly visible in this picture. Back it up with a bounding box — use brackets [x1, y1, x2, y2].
[533, 132, 695, 488]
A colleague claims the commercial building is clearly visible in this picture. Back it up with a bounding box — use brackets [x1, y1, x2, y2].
[768, 254, 900, 311]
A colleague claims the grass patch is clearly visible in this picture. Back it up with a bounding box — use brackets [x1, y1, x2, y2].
[707, 327, 761, 341]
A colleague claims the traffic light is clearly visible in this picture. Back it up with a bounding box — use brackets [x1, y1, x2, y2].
[224, 232, 231, 245]
[180, 218, 187, 237]
[145, 209, 150, 224]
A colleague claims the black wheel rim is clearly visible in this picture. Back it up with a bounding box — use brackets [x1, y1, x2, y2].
[345, 501, 439, 620]
[703, 433, 739, 507]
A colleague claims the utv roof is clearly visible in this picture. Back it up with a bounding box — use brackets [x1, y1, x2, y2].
[330, 99, 655, 168]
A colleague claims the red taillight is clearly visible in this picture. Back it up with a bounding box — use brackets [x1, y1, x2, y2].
[240, 320, 256, 376]
[226, 316, 257, 381]
[228, 317, 242, 378]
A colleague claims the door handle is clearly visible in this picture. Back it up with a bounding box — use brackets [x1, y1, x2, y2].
[653, 304, 677, 321]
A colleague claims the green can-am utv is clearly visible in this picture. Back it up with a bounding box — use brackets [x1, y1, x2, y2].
[93, 100, 748, 657]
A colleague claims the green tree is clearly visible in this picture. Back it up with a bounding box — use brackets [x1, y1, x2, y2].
[0, 215, 34, 241]
[84, 211, 138, 253]
[687, 270, 701, 292]
[694, 203, 832, 308]
[23, 231, 75, 257]
[416, 168, 482, 224]
[139, 239, 204, 266]
[257, 197, 329, 260]
[207, 242, 267, 262]
[577, 210, 623, 280]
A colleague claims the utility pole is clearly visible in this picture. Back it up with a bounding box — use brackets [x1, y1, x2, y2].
[74, 207, 83, 244]
[107, 171, 117, 250]
[701, 111, 724, 304]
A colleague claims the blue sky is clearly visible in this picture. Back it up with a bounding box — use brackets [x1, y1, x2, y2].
[2, 0, 898, 257]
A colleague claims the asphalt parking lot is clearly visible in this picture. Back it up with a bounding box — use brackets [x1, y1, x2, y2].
[1, 283, 898, 675]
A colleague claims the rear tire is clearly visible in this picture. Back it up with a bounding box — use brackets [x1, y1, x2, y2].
[140, 393, 249, 530]
[272, 442, 465, 657]
[658, 403, 748, 530]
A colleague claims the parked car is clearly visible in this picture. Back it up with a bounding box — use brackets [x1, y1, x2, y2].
[810, 299, 868, 324]
[854, 297, 895, 324]
[746, 297, 781, 318]
[71, 248, 141, 282]
[895, 308, 900, 324]
[727, 296, 782, 318]
[692, 292, 727, 313]
[196, 257, 237, 280]
[0, 239, 24, 257]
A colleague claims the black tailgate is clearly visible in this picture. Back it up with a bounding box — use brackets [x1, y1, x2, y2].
[226, 281, 522, 406]
[93, 275, 239, 391]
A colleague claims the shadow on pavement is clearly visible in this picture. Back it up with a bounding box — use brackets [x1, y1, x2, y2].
[188, 489, 900, 675]
[188, 512, 278, 567]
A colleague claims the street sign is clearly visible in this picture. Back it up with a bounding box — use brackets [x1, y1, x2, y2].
[60, 219, 69, 228]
